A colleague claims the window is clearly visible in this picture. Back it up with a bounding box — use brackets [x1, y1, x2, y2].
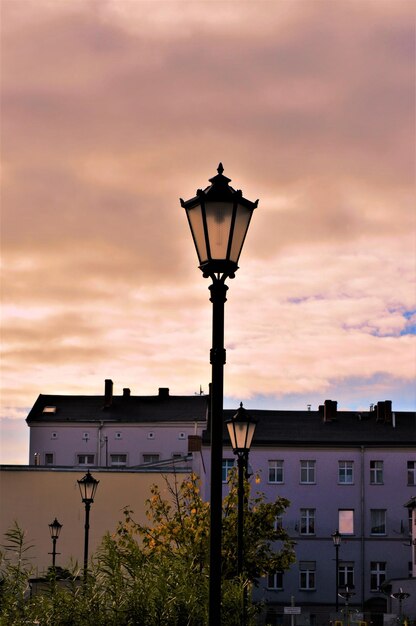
[300, 460, 316, 484]
[274, 515, 283, 531]
[222, 459, 235, 482]
[143, 454, 159, 464]
[115, 432, 122, 440]
[370, 460, 383, 484]
[110, 454, 127, 467]
[42, 406, 56, 414]
[370, 562, 386, 591]
[338, 461, 353, 484]
[339, 509, 354, 535]
[44, 453, 54, 465]
[51, 432, 58, 439]
[299, 561, 316, 590]
[370, 509, 386, 535]
[339, 563, 354, 588]
[77, 454, 94, 466]
[268, 460, 284, 483]
[300, 509, 315, 535]
[407, 461, 416, 485]
[267, 571, 283, 590]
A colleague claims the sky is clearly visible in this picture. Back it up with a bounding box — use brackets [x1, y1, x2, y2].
[1, 0, 415, 464]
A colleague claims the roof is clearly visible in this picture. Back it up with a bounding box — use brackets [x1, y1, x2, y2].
[26, 390, 415, 446]
[213, 408, 416, 447]
[26, 393, 209, 424]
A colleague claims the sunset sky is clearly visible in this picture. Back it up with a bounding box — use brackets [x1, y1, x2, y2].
[1, 0, 415, 464]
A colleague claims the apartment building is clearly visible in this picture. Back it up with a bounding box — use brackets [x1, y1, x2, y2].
[25, 382, 415, 624]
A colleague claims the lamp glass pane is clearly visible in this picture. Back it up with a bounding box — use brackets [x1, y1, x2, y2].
[233, 421, 248, 450]
[204, 202, 233, 260]
[78, 472, 98, 502]
[187, 204, 208, 264]
[230, 204, 252, 263]
[245, 421, 256, 450]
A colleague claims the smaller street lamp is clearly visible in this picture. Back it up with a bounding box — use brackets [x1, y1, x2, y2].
[77, 470, 99, 585]
[332, 529, 342, 612]
[48, 517, 62, 569]
[226, 403, 257, 626]
[391, 588, 410, 620]
[338, 586, 355, 626]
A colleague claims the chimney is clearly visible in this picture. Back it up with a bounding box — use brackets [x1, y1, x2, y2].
[188, 435, 202, 452]
[104, 379, 113, 408]
[323, 399, 337, 422]
[384, 400, 392, 424]
[375, 401, 384, 422]
[158, 387, 169, 398]
[123, 388, 131, 398]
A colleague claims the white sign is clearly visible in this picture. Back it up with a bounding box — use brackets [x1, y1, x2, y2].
[284, 607, 301, 614]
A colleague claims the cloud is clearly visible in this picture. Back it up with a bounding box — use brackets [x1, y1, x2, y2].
[1, 0, 415, 464]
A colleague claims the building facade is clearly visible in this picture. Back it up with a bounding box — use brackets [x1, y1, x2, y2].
[27, 380, 207, 469]
[24, 381, 416, 624]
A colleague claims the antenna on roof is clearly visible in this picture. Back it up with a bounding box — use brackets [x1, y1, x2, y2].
[195, 385, 204, 396]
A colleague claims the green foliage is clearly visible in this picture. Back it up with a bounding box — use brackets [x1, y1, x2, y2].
[0, 473, 295, 625]
[0, 521, 34, 625]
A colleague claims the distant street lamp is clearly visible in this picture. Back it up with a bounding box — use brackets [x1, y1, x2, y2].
[77, 470, 99, 585]
[332, 529, 342, 612]
[338, 586, 355, 626]
[227, 402, 257, 626]
[391, 588, 410, 620]
[48, 517, 62, 569]
[181, 164, 258, 626]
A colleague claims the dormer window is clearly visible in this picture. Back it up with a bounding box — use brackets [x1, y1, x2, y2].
[43, 406, 56, 414]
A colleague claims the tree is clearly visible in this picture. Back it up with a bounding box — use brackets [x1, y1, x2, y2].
[129, 470, 295, 585]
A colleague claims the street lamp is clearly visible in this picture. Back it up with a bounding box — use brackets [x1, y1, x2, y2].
[77, 470, 99, 585]
[226, 403, 257, 574]
[181, 164, 258, 626]
[332, 529, 342, 612]
[338, 586, 355, 626]
[391, 588, 410, 620]
[48, 517, 62, 569]
[226, 402, 257, 626]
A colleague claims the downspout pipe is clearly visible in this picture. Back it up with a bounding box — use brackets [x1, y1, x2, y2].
[98, 421, 104, 467]
[361, 445, 365, 609]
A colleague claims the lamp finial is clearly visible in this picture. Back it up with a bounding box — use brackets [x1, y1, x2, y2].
[217, 162, 224, 174]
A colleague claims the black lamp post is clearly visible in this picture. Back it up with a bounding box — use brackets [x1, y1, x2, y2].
[332, 529, 341, 612]
[77, 470, 99, 585]
[48, 517, 62, 569]
[226, 403, 257, 626]
[181, 164, 258, 626]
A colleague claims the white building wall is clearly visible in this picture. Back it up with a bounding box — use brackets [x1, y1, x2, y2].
[29, 422, 205, 467]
